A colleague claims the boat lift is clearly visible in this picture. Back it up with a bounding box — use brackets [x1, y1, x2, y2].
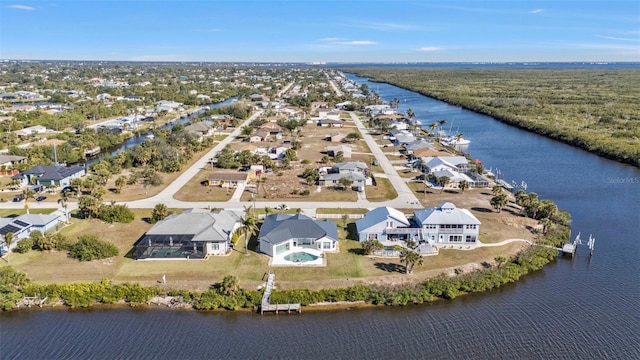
[561, 232, 596, 257]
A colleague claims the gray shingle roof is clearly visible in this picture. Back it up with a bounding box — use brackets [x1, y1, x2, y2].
[146, 208, 243, 242]
[258, 213, 338, 245]
[14, 165, 85, 182]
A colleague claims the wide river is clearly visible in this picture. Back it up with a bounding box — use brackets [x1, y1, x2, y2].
[1, 74, 638, 360]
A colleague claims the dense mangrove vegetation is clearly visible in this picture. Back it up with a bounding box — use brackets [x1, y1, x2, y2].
[345, 68, 640, 167]
[1, 245, 560, 311]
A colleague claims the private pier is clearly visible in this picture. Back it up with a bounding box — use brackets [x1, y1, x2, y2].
[562, 232, 596, 257]
[259, 273, 301, 314]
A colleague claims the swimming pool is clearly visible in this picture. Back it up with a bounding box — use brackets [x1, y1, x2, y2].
[284, 252, 319, 262]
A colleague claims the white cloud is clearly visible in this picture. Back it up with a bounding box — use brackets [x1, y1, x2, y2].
[319, 38, 376, 46]
[334, 40, 376, 46]
[417, 47, 442, 52]
[596, 35, 640, 42]
[529, 9, 543, 14]
[8, 4, 35, 10]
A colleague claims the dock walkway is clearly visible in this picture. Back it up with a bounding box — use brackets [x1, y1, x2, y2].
[259, 273, 301, 314]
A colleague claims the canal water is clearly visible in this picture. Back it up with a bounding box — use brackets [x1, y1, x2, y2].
[85, 97, 238, 166]
[1, 76, 638, 360]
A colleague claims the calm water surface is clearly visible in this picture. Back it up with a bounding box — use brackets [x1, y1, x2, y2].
[1, 75, 638, 360]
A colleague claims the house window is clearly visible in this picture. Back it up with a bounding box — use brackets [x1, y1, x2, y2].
[465, 236, 476, 243]
[211, 243, 219, 251]
[465, 225, 477, 230]
[386, 221, 393, 228]
[367, 234, 378, 240]
[323, 242, 331, 249]
[275, 243, 290, 255]
[449, 235, 463, 242]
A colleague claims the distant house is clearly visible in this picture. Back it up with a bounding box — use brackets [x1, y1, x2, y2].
[318, 109, 341, 120]
[318, 118, 343, 127]
[332, 161, 368, 175]
[184, 120, 216, 141]
[0, 213, 62, 253]
[207, 172, 250, 188]
[134, 208, 243, 260]
[326, 132, 346, 143]
[355, 207, 412, 242]
[15, 125, 47, 137]
[13, 165, 85, 187]
[250, 94, 265, 101]
[413, 202, 481, 244]
[319, 172, 370, 188]
[258, 213, 339, 258]
[326, 144, 352, 159]
[0, 155, 27, 169]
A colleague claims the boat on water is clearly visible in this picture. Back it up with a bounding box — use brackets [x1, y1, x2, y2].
[441, 135, 471, 146]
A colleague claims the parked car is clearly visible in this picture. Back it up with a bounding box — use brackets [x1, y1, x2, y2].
[36, 196, 47, 202]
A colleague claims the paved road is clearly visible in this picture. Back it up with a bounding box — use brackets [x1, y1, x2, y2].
[1, 80, 423, 213]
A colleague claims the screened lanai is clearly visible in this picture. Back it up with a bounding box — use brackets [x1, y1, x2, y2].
[135, 234, 206, 260]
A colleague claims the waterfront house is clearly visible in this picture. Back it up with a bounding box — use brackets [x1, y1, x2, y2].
[185, 120, 216, 141]
[12, 165, 86, 187]
[355, 207, 412, 242]
[135, 208, 243, 260]
[0, 213, 62, 253]
[258, 213, 338, 258]
[413, 202, 481, 244]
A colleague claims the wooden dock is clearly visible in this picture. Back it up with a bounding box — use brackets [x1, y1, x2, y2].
[259, 273, 301, 314]
[260, 303, 301, 314]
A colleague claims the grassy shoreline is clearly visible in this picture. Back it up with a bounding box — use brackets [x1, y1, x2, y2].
[345, 68, 640, 167]
[1, 244, 561, 312]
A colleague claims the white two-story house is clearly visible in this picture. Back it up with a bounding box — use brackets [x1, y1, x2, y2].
[413, 202, 481, 244]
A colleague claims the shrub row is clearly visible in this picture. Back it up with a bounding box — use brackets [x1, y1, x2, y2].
[2, 245, 560, 311]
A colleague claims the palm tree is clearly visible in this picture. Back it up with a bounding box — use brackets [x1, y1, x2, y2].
[429, 122, 438, 135]
[438, 176, 450, 193]
[2, 232, 15, 263]
[399, 248, 423, 274]
[406, 108, 415, 121]
[492, 185, 504, 196]
[58, 193, 70, 224]
[490, 194, 509, 213]
[459, 180, 469, 194]
[241, 208, 258, 256]
[438, 119, 447, 134]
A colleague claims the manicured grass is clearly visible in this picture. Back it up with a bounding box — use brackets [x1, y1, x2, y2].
[316, 208, 369, 214]
[366, 177, 398, 202]
[6, 211, 530, 291]
[0, 208, 57, 217]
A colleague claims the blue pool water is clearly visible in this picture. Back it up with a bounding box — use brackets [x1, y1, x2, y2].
[284, 252, 318, 262]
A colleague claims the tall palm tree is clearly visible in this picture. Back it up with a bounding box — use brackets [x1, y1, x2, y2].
[241, 207, 258, 256]
[2, 232, 15, 263]
[459, 180, 469, 194]
[438, 119, 447, 134]
[429, 122, 438, 135]
[406, 108, 415, 120]
[438, 176, 450, 194]
[492, 185, 504, 196]
[58, 193, 70, 224]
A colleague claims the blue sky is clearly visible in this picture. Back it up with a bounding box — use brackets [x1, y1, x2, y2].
[1, 0, 638, 62]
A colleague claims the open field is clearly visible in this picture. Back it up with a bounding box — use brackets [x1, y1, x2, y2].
[347, 68, 640, 167]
